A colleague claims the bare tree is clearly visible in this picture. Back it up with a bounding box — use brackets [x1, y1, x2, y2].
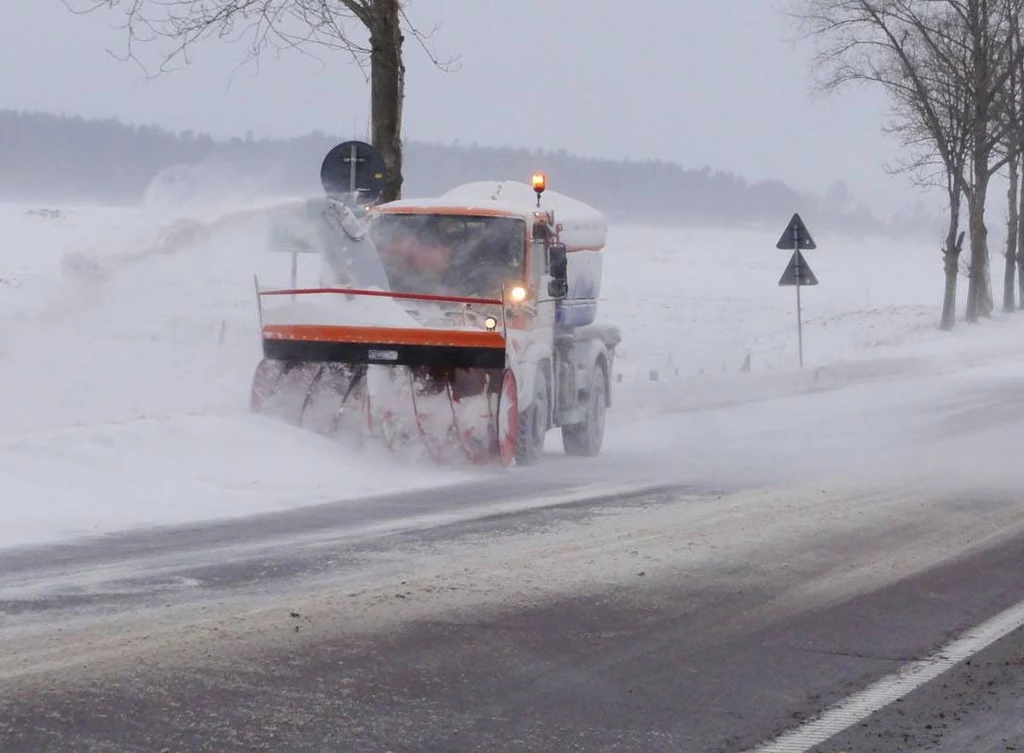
[1018, 167, 1024, 307]
[63, 0, 458, 202]
[887, 13, 977, 329]
[1000, 18, 1021, 311]
[1003, 141, 1019, 311]
[953, 0, 1023, 320]
[789, 0, 1024, 325]
[1015, 19, 1024, 306]
[790, 0, 967, 329]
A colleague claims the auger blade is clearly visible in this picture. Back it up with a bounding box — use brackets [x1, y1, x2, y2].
[298, 362, 361, 437]
[251, 359, 322, 426]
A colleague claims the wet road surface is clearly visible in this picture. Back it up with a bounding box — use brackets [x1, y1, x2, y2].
[2, 363, 1024, 752]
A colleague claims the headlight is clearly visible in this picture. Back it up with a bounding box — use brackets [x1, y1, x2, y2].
[483, 316, 498, 331]
[508, 285, 528, 303]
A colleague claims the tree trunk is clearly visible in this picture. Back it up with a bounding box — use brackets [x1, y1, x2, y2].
[965, 155, 992, 322]
[1005, 153, 1019, 311]
[1019, 149, 1024, 307]
[980, 256, 994, 315]
[964, 193, 987, 322]
[369, 0, 405, 203]
[940, 191, 963, 331]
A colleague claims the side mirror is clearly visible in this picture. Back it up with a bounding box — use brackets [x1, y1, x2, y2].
[547, 242, 568, 299]
[548, 278, 569, 299]
[548, 243, 567, 278]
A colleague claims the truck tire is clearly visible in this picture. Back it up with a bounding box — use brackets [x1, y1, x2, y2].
[561, 363, 606, 457]
[515, 366, 549, 466]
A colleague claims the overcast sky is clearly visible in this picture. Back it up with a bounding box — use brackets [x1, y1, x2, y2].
[3, 0, 937, 215]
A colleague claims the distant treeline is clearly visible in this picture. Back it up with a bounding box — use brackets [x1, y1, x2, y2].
[0, 110, 934, 234]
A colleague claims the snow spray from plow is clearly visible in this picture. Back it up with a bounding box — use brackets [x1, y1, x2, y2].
[252, 286, 520, 466]
[249, 141, 621, 468]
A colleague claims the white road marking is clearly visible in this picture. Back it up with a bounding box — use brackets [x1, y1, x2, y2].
[745, 598, 1024, 752]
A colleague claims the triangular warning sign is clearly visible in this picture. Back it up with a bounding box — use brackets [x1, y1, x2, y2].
[776, 213, 817, 250]
[778, 249, 818, 286]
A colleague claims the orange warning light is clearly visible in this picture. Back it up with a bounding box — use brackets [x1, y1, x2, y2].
[532, 173, 547, 194]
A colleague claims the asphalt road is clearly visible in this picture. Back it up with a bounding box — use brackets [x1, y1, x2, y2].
[2, 364, 1024, 752]
[1, 479, 1023, 752]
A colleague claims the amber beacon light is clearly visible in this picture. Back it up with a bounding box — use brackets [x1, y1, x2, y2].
[532, 172, 546, 206]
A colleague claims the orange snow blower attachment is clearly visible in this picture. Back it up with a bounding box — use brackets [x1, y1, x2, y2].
[258, 287, 508, 368]
[250, 285, 521, 467]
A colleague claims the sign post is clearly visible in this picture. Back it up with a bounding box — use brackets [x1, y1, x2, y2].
[775, 213, 818, 368]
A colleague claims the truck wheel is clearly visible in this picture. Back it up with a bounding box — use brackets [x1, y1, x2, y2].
[515, 367, 549, 466]
[562, 364, 606, 457]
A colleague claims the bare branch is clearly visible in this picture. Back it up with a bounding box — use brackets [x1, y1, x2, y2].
[787, 0, 1024, 324]
[62, 0, 456, 80]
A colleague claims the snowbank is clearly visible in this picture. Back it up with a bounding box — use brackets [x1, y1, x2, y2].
[0, 415, 472, 549]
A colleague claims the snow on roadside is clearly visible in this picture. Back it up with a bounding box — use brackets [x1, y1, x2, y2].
[0, 414, 474, 550]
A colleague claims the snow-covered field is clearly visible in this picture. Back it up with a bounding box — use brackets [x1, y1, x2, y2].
[605, 223, 1024, 416]
[1, 198, 1022, 550]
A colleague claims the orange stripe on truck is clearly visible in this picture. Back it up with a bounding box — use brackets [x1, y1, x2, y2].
[262, 324, 507, 350]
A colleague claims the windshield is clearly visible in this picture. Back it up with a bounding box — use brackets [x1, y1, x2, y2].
[367, 213, 526, 299]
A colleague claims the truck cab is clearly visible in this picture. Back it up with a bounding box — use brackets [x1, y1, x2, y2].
[367, 176, 621, 463]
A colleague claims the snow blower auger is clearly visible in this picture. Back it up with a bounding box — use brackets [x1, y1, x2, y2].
[249, 140, 621, 467]
[251, 286, 520, 466]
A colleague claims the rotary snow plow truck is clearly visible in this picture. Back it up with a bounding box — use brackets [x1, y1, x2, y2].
[249, 140, 621, 467]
